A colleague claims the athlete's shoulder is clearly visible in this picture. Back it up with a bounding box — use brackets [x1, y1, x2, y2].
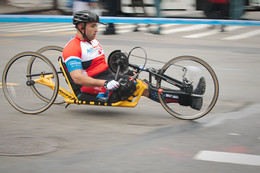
[64, 36, 81, 51]
[63, 35, 82, 60]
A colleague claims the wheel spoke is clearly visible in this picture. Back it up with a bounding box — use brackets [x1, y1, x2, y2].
[36, 46, 66, 104]
[157, 56, 219, 120]
[2, 52, 59, 114]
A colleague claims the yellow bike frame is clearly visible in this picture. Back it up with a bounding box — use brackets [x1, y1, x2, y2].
[33, 59, 148, 108]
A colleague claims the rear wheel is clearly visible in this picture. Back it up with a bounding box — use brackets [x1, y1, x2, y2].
[36, 46, 65, 104]
[157, 56, 219, 120]
[2, 52, 59, 114]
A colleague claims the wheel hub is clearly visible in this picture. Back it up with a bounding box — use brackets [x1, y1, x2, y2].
[26, 80, 35, 86]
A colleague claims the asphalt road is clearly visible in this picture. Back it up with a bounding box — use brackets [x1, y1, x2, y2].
[0, 24, 260, 172]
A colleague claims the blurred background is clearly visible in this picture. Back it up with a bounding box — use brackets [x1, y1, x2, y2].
[0, 0, 260, 19]
[1, 1, 260, 172]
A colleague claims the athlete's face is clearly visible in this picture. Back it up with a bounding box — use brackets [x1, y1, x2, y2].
[80, 22, 98, 41]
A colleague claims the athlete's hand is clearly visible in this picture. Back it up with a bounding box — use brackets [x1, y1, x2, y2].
[104, 80, 120, 91]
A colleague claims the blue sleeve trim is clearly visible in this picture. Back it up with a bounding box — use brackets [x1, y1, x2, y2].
[65, 58, 82, 73]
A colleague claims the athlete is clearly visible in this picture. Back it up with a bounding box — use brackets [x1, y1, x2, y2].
[62, 10, 121, 101]
[62, 10, 205, 110]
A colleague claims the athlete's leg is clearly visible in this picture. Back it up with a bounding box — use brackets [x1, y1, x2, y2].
[144, 77, 205, 110]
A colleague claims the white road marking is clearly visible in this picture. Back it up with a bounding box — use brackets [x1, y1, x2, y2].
[116, 24, 135, 29]
[40, 27, 75, 33]
[161, 24, 209, 34]
[0, 23, 258, 41]
[116, 29, 134, 34]
[194, 150, 260, 166]
[228, 133, 241, 136]
[222, 29, 260, 40]
[0, 22, 20, 28]
[0, 23, 62, 32]
[224, 25, 245, 31]
[7, 24, 74, 32]
[184, 30, 218, 38]
[184, 26, 244, 38]
[0, 23, 44, 28]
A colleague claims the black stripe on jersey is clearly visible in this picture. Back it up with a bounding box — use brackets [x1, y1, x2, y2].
[82, 60, 92, 70]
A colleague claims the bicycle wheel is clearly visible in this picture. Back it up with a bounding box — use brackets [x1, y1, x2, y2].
[36, 45, 65, 104]
[36, 46, 63, 67]
[2, 51, 59, 114]
[157, 56, 219, 120]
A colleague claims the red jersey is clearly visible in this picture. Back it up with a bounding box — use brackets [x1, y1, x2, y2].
[62, 34, 109, 77]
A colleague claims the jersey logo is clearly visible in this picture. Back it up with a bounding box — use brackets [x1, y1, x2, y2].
[87, 48, 94, 53]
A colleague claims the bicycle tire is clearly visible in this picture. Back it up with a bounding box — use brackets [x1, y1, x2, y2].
[36, 45, 65, 104]
[157, 55, 219, 120]
[2, 51, 59, 114]
[37, 45, 63, 55]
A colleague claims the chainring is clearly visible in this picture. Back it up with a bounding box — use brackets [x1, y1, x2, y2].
[107, 50, 129, 74]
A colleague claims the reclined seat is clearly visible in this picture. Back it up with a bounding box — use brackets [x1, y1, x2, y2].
[58, 57, 97, 102]
[58, 56, 137, 104]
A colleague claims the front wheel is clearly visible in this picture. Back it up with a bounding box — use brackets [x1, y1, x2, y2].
[157, 56, 219, 120]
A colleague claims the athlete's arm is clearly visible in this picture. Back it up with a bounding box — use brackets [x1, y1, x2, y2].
[70, 69, 105, 87]
[65, 56, 119, 90]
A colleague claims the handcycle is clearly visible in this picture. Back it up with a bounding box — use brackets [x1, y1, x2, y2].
[2, 46, 219, 120]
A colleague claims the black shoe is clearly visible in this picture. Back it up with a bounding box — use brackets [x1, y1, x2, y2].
[133, 26, 139, 32]
[190, 96, 203, 110]
[150, 30, 160, 35]
[190, 77, 205, 110]
[103, 29, 116, 35]
[209, 25, 215, 30]
[193, 77, 206, 95]
[220, 25, 225, 32]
